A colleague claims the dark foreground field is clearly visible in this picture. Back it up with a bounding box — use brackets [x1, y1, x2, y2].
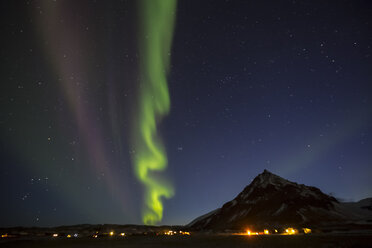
[1, 234, 372, 248]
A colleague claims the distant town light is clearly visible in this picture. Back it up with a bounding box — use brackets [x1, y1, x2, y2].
[264, 229, 269, 235]
[303, 228, 311, 234]
[285, 228, 297, 235]
[109, 231, 114, 236]
[67, 234, 71, 238]
[120, 233, 125, 236]
[52, 233, 58, 237]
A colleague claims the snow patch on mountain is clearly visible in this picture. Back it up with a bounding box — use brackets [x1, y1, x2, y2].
[273, 203, 287, 216]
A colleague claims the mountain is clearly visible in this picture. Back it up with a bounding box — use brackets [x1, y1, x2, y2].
[188, 170, 371, 231]
[339, 198, 372, 223]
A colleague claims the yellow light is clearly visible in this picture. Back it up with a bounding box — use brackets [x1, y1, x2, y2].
[275, 229, 278, 233]
[109, 231, 114, 236]
[1, 234, 8, 238]
[120, 233, 125, 236]
[67, 234, 71, 238]
[264, 229, 269, 235]
[285, 228, 297, 235]
[93, 234, 98, 238]
[247, 230, 251, 235]
[165, 230, 175, 235]
[303, 228, 311, 234]
[53, 233, 58, 237]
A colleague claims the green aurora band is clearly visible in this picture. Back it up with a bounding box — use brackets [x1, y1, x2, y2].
[132, 0, 177, 225]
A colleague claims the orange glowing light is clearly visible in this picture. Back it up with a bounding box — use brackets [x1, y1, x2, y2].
[285, 228, 297, 235]
[165, 230, 177, 235]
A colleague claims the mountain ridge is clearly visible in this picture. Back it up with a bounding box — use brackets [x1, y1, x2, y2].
[188, 169, 372, 230]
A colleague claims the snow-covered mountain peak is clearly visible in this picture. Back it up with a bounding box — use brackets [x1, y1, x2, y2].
[252, 169, 290, 188]
[188, 170, 351, 230]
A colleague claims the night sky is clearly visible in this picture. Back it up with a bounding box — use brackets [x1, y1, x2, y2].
[1, 0, 372, 227]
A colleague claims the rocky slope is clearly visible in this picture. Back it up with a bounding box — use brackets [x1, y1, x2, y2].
[188, 170, 365, 230]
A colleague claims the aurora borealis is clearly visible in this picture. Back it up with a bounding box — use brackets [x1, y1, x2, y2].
[1, 0, 372, 227]
[132, 0, 176, 224]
